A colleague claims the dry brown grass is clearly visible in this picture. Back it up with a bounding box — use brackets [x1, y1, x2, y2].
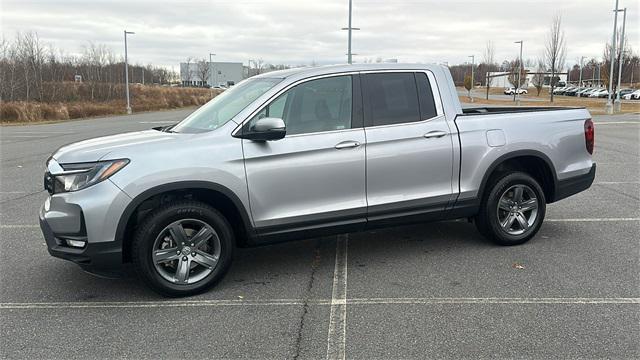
[0, 85, 220, 123]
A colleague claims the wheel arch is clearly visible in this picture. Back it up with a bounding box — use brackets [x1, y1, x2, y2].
[116, 181, 255, 263]
[477, 150, 558, 204]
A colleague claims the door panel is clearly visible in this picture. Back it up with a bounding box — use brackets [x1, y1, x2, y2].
[362, 72, 455, 220]
[365, 117, 454, 218]
[243, 130, 366, 230]
[242, 74, 367, 232]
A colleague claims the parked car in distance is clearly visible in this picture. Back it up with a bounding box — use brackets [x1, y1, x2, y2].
[622, 89, 640, 100]
[579, 88, 597, 97]
[577, 88, 595, 97]
[40, 64, 596, 296]
[589, 89, 608, 98]
[504, 87, 528, 95]
[616, 89, 634, 98]
[564, 87, 584, 96]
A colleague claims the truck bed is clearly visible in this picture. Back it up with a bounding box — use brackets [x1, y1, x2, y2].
[461, 106, 581, 115]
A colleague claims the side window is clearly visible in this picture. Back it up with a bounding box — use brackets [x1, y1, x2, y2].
[364, 73, 421, 126]
[415, 72, 438, 120]
[248, 75, 352, 136]
[253, 92, 289, 120]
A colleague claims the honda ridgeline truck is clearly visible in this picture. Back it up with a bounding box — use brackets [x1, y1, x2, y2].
[40, 64, 596, 296]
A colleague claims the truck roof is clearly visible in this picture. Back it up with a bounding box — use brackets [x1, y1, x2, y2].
[253, 63, 447, 79]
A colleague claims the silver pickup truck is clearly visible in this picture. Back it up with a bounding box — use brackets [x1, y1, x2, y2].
[40, 64, 596, 296]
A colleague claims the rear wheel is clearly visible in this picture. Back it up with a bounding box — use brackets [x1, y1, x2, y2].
[475, 172, 546, 246]
[132, 201, 234, 297]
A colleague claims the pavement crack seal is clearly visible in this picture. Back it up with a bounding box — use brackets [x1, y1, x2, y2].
[292, 239, 322, 360]
[326, 234, 348, 360]
[0, 189, 45, 204]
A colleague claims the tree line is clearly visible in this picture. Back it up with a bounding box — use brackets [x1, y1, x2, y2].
[450, 15, 639, 100]
[0, 32, 177, 103]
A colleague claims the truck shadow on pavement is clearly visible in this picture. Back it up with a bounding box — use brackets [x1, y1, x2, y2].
[32, 220, 543, 301]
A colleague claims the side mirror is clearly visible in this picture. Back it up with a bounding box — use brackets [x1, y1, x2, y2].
[239, 117, 286, 141]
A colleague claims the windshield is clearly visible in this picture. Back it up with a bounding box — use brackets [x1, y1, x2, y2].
[171, 77, 282, 133]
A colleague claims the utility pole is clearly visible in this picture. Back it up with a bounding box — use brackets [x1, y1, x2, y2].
[209, 52, 216, 94]
[342, 0, 360, 64]
[614, 7, 626, 112]
[142, 68, 144, 85]
[468, 55, 474, 102]
[515, 40, 523, 105]
[124, 30, 135, 114]
[606, 0, 619, 114]
[579, 56, 585, 86]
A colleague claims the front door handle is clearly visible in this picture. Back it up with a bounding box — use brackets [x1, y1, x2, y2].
[335, 140, 361, 149]
[423, 130, 448, 139]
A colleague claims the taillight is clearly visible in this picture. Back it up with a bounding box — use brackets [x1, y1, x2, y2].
[584, 119, 594, 155]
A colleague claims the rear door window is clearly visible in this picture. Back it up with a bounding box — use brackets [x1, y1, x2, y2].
[363, 72, 421, 126]
[415, 72, 438, 120]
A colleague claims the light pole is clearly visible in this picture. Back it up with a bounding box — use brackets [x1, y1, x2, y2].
[606, 0, 619, 114]
[579, 56, 586, 86]
[468, 55, 474, 102]
[124, 30, 135, 114]
[342, 0, 360, 64]
[514, 41, 523, 105]
[614, 7, 626, 112]
[209, 52, 216, 94]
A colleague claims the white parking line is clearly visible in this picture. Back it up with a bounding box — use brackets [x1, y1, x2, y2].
[347, 297, 640, 305]
[594, 121, 640, 125]
[546, 218, 640, 222]
[2, 218, 639, 230]
[1, 297, 636, 310]
[0, 299, 321, 309]
[326, 234, 349, 360]
[0, 225, 40, 228]
[595, 181, 640, 185]
[138, 121, 176, 124]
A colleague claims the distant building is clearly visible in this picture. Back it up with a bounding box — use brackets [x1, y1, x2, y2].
[489, 67, 568, 88]
[180, 61, 244, 87]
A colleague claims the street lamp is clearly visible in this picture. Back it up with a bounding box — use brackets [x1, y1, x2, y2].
[514, 40, 523, 105]
[468, 55, 474, 102]
[606, 0, 620, 114]
[579, 56, 586, 87]
[124, 30, 135, 114]
[209, 52, 216, 94]
[614, 7, 626, 112]
[341, 0, 360, 64]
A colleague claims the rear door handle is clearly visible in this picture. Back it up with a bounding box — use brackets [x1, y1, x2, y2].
[423, 130, 448, 139]
[335, 140, 361, 149]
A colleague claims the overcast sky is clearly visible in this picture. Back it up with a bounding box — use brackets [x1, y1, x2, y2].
[2, 0, 638, 71]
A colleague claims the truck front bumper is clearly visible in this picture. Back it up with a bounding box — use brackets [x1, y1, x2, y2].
[38, 179, 131, 278]
[39, 211, 123, 277]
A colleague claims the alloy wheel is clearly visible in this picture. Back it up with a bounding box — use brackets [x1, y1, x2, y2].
[152, 219, 221, 284]
[496, 184, 539, 236]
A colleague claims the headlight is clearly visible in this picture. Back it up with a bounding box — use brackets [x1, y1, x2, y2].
[51, 159, 129, 193]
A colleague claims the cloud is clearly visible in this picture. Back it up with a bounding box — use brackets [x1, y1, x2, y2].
[1, 0, 637, 69]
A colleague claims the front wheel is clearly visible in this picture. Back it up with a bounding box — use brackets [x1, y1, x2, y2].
[132, 201, 234, 297]
[475, 172, 546, 246]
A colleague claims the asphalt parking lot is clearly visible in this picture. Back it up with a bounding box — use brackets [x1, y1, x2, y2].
[1, 109, 639, 359]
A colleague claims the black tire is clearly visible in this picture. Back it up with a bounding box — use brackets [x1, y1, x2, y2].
[475, 171, 546, 246]
[132, 201, 234, 297]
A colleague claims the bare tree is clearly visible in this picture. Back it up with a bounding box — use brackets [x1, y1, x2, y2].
[532, 61, 545, 96]
[482, 41, 495, 99]
[544, 14, 567, 102]
[507, 58, 526, 89]
[196, 58, 210, 87]
[183, 57, 193, 86]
